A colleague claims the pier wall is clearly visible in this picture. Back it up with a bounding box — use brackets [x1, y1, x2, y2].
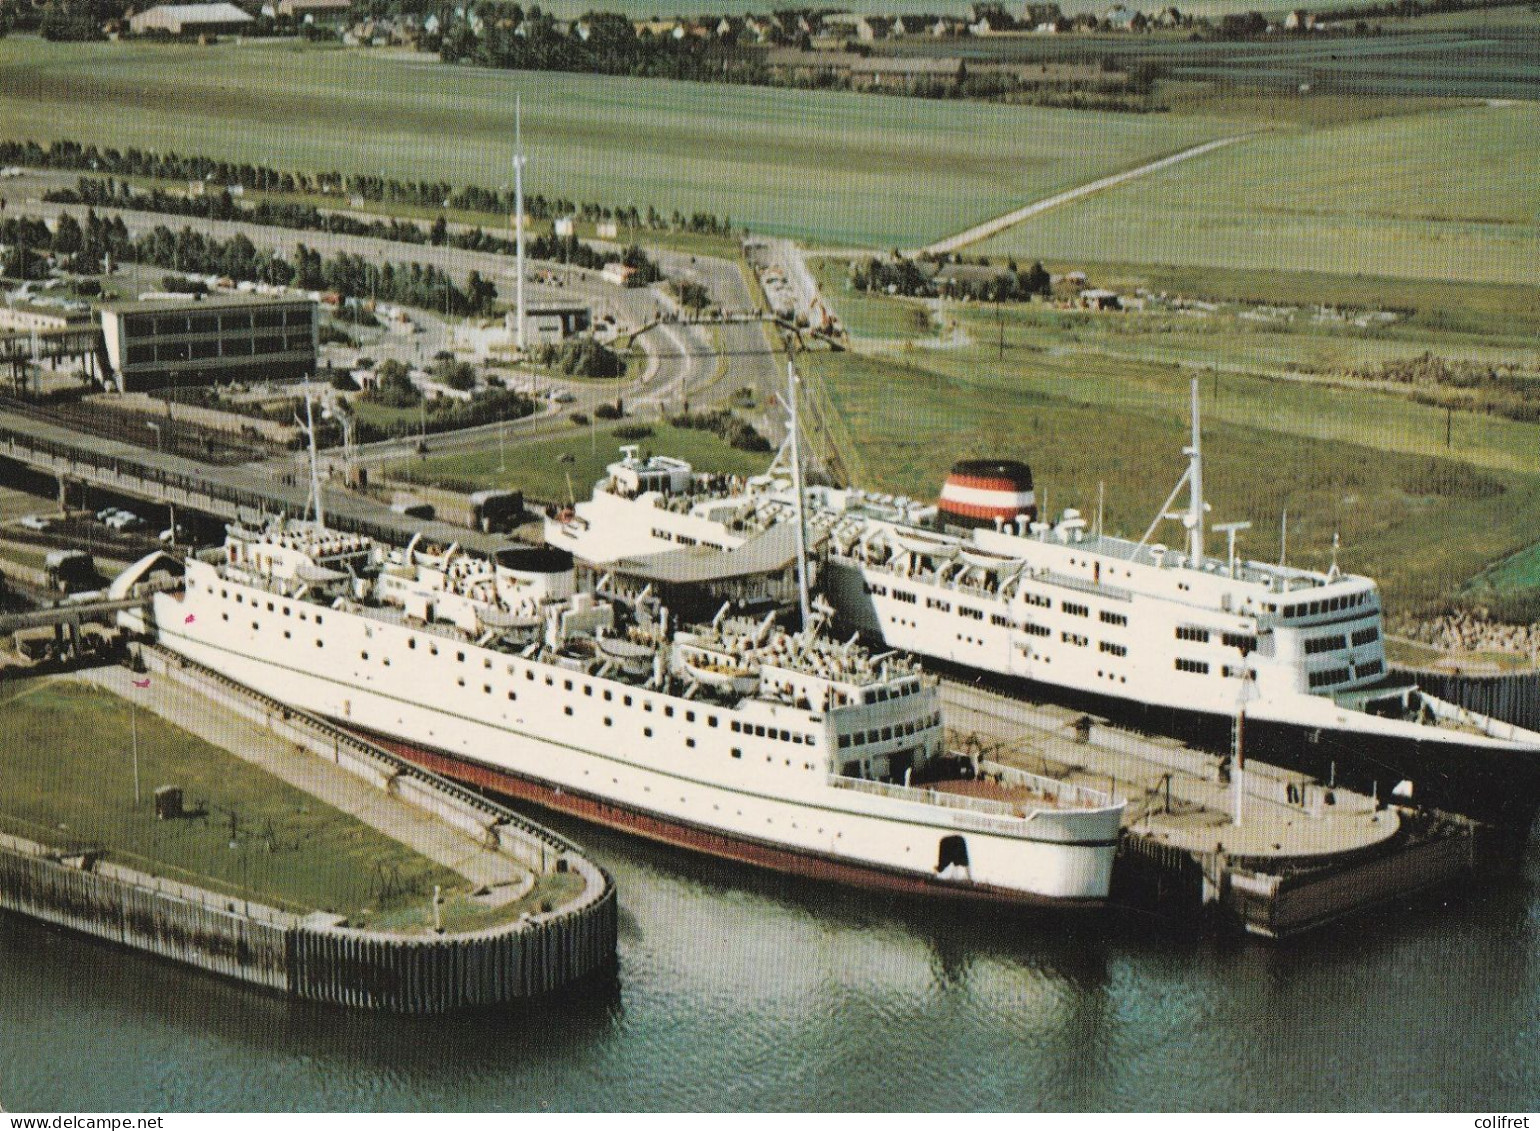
[1397, 665, 1540, 733]
[1116, 818, 1476, 940]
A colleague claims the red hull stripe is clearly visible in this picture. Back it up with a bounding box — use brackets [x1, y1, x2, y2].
[347, 726, 1103, 910]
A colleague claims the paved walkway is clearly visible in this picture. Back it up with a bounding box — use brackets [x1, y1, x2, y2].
[76, 667, 533, 896]
[941, 681, 1400, 858]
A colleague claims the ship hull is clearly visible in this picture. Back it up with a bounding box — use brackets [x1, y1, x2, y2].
[355, 728, 1108, 909]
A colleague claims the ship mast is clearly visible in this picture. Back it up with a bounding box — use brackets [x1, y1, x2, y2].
[513, 95, 527, 353]
[299, 382, 325, 531]
[1186, 374, 1204, 565]
[785, 361, 812, 629]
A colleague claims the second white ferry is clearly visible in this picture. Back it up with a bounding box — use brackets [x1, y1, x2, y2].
[548, 380, 1540, 836]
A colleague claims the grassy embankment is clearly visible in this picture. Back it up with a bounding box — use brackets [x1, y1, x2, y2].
[0, 679, 549, 932]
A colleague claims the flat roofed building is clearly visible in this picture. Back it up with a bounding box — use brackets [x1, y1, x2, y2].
[130, 3, 255, 34]
[509, 302, 591, 346]
[101, 295, 317, 392]
[275, 0, 352, 20]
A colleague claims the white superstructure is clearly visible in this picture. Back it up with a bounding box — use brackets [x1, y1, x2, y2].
[119, 519, 1123, 905]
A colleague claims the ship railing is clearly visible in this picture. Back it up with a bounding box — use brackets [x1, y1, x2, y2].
[828, 765, 1111, 820]
[978, 759, 1115, 809]
[1033, 570, 1134, 603]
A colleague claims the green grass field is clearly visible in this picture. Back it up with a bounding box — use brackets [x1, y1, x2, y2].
[390, 419, 776, 501]
[975, 102, 1540, 285]
[802, 255, 1540, 616]
[0, 39, 1246, 249]
[0, 679, 464, 921]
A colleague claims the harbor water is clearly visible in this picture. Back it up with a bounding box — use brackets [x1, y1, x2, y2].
[1, 814, 1536, 1112]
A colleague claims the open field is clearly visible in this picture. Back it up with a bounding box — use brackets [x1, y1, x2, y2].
[0, 679, 461, 919]
[390, 419, 776, 502]
[800, 255, 1540, 615]
[0, 39, 1246, 249]
[975, 102, 1540, 285]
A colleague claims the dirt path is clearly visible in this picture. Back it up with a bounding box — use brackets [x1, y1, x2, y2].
[917, 133, 1257, 256]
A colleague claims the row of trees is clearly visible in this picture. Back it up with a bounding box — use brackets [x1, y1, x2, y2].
[0, 139, 734, 236]
[848, 256, 1053, 303]
[2, 210, 501, 317]
[47, 177, 665, 283]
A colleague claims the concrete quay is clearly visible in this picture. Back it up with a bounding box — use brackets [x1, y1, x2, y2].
[940, 680, 1476, 938]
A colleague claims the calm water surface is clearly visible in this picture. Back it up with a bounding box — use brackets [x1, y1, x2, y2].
[1, 816, 1536, 1112]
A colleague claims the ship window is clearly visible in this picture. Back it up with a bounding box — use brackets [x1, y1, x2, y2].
[315, 639, 323, 648]
[604, 717, 612, 726]
[731, 748, 742, 759]
[1175, 658, 1209, 674]
[526, 670, 534, 680]
[686, 738, 696, 748]
[1063, 602, 1088, 617]
[266, 602, 274, 611]
[564, 679, 573, 691]
[222, 613, 229, 622]
[283, 607, 290, 617]
[1223, 632, 1256, 651]
[546, 676, 554, 686]
[507, 691, 516, 700]
[838, 735, 851, 749]
[1358, 659, 1383, 677]
[360, 651, 368, 660]
[881, 727, 893, 741]
[624, 695, 632, 706]
[1176, 626, 1210, 643]
[603, 690, 612, 701]
[754, 725, 766, 737]
[315, 616, 323, 625]
[483, 684, 491, 694]
[584, 685, 592, 696]
[251, 621, 260, 631]
[1100, 611, 1127, 626]
[644, 702, 652, 712]
[283, 629, 290, 638]
[456, 677, 464, 687]
[1352, 627, 1379, 647]
[1100, 641, 1127, 657]
[484, 658, 492, 670]
[709, 716, 719, 727]
[664, 706, 674, 717]
[236, 594, 243, 604]
[644, 727, 653, 737]
[686, 711, 695, 723]
[429, 644, 438, 655]
[731, 721, 741, 733]
[564, 706, 573, 716]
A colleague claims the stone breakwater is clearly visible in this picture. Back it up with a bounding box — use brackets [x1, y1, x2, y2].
[1395, 612, 1540, 662]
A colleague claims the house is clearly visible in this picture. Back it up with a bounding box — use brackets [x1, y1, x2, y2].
[602, 262, 638, 288]
[128, 2, 253, 35]
[1284, 8, 1314, 29]
[554, 217, 576, 237]
[1079, 288, 1121, 311]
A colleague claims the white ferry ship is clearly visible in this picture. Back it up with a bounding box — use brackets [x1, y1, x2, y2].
[551, 382, 1540, 836]
[114, 521, 1124, 907]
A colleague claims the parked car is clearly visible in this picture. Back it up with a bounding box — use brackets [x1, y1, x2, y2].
[104, 511, 143, 532]
[17, 514, 52, 531]
[96, 506, 126, 523]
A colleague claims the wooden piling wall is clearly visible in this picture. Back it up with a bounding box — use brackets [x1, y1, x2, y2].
[0, 655, 618, 1011]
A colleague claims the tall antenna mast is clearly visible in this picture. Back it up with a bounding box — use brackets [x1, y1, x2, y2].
[786, 361, 811, 629]
[1186, 375, 1204, 565]
[300, 382, 324, 531]
[513, 95, 527, 353]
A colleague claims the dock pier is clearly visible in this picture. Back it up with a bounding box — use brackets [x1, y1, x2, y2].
[941, 680, 1477, 938]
